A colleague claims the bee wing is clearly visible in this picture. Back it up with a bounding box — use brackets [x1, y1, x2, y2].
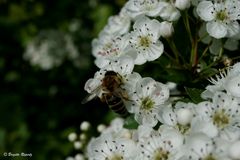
[114, 88, 129, 101]
[81, 87, 102, 104]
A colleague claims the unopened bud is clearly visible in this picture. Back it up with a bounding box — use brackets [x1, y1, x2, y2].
[97, 124, 106, 133]
[66, 156, 75, 160]
[80, 121, 91, 131]
[159, 21, 174, 38]
[75, 154, 85, 160]
[74, 141, 83, 149]
[68, 132, 77, 142]
[175, 0, 191, 10]
[80, 133, 87, 141]
[176, 108, 193, 125]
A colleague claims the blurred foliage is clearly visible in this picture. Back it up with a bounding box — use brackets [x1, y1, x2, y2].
[0, 0, 126, 159]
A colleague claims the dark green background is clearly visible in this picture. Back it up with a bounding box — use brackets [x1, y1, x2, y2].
[0, 0, 126, 159]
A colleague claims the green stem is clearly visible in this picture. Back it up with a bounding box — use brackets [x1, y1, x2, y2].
[163, 51, 176, 62]
[183, 11, 194, 45]
[190, 38, 198, 67]
[183, 11, 198, 67]
[198, 43, 210, 62]
[166, 38, 180, 64]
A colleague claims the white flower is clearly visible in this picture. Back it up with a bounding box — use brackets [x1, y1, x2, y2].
[136, 126, 183, 160]
[102, 9, 131, 35]
[159, 2, 181, 21]
[157, 102, 196, 136]
[127, 77, 169, 127]
[101, 118, 132, 139]
[181, 133, 231, 160]
[191, 102, 219, 138]
[195, 92, 240, 141]
[92, 33, 134, 68]
[129, 16, 164, 65]
[197, 0, 240, 39]
[201, 61, 240, 99]
[198, 24, 240, 55]
[87, 133, 137, 160]
[224, 74, 240, 98]
[132, 124, 153, 142]
[201, 69, 228, 99]
[23, 30, 80, 70]
[224, 62, 240, 98]
[159, 21, 174, 38]
[125, 0, 166, 19]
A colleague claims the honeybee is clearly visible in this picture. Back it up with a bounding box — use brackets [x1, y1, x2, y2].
[82, 71, 129, 117]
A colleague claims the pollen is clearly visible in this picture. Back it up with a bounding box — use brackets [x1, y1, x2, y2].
[212, 109, 229, 129]
[106, 154, 123, 160]
[139, 36, 151, 48]
[177, 123, 191, 134]
[216, 10, 228, 21]
[153, 148, 169, 160]
[204, 155, 217, 160]
[141, 97, 155, 110]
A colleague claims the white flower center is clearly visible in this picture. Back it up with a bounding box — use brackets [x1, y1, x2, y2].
[153, 148, 169, 160]
[176, 123, 190, 134]
[106, 154, 123, 160]
[212, 109, 229, 129]
[141, 97, 155, 110]
[138, 36, 152, 49]
[216, 10, 228, 21]
[203, 155, 217, 160]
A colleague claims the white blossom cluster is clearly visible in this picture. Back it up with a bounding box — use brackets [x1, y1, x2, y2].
[84, 62, 240, 160]
[23, 30, 81, 70]
[80, 0, 240, 159]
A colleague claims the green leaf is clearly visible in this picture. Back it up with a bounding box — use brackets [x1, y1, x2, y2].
[123, 115, 138, 129]
[200, 68, 219, 79]
[185, 87, 204, 104]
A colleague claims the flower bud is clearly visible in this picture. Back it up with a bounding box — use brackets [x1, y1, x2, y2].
[176, 108, 193, 125]
[175, 0, 191, 10]
[74, 141, 83, 149]
[68, 132, 77, 142]
[75, 154, 85, 160]
[80, 121, 91, 131]
[97, 124, 106, 133]
[66, 156, 75, 160]
[80, 133, 87, 141]
[159, 21, 174, 38]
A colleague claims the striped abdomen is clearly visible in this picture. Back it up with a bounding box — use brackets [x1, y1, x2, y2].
[103, 93, 129, 117]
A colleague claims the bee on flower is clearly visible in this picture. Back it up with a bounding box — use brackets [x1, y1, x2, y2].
[82, 56, 141, 117]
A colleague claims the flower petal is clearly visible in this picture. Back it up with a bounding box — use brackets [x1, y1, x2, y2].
[197, 1, 215, 21]
[206, 21, 227, 39]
